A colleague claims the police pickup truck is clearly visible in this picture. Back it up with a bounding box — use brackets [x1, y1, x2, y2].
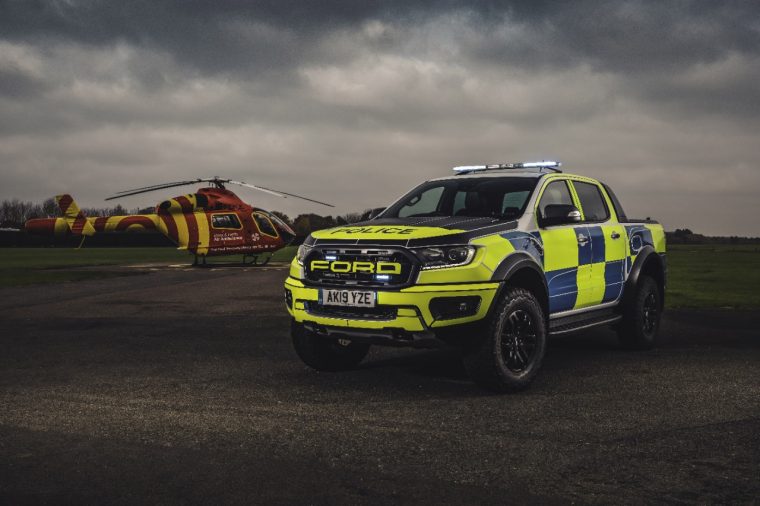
[284, 161, 666, 392]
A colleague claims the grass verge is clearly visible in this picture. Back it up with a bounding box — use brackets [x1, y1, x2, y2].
[665, 244, 760, 309]
[0, 246, 298, 287]
[1, 244, 758, 310]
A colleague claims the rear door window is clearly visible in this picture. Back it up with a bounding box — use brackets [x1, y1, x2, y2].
[573, 181, 610, 222]
[602, 183, 627, 221]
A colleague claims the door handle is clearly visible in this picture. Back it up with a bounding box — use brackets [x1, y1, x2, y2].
[611, 231, 621, 239]
[577, 234, 589, 245]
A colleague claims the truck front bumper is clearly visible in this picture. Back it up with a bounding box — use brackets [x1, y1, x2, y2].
[284, 277, 499, 344]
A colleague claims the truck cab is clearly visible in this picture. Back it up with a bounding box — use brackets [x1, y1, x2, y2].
[285, 162, 666, 391]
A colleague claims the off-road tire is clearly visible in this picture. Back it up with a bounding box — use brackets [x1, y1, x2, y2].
[292, 322, 370, 371]
[618, 275, 662, 350]
[463, 287, 547, 393]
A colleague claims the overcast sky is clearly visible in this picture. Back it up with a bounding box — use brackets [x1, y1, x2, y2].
[1, 1, 759, 235]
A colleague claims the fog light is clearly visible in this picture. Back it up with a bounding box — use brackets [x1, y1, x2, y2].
[284, 288, 293, 309]
[429, 296, 481, 320]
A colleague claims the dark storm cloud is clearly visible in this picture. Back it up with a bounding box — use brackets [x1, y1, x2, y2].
[4, 1, 759, 76]
[0, 0, 742, 92]
[1, 0, 759, 235]
[479, 1, 760, 70]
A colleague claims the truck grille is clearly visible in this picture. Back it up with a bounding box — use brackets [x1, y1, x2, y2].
[303, 248, 417, 287]
[304, 301, 398, 320]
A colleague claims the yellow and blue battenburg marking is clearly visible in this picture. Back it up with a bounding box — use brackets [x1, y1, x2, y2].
[499, 223, 661, 314]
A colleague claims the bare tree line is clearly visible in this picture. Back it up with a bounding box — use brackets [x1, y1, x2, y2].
[0, 198, 148, 228]
[1, 197, 374, 231]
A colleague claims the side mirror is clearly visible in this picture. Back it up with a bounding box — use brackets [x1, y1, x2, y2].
[360, 207, 386, 221]
[540, 204, 582, 227]
[367, 207, 385, 220]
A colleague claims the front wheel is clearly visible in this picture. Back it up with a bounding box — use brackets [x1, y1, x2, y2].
[463, 287, 547, 393]
[291, 322, 370, 371]
[618, 275, 662, 350]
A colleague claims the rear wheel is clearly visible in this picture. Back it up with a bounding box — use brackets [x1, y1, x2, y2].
[618, 275, 662, 350]
[291, 322, 370, 371]
[463, 287, 547, 392]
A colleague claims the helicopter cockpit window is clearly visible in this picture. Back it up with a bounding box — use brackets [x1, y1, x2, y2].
[211, 213, 242, 229]
[253, 213, 278, 237]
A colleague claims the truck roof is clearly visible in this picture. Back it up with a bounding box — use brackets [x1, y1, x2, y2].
[429, 171, 547, 182]
[429, 170, 592, 183]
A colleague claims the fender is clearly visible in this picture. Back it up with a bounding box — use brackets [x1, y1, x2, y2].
[623, 246, 666, 307]
[492, 251, 545, 284]
[490, 251, 549, 316]
[626, 246, 662, 290]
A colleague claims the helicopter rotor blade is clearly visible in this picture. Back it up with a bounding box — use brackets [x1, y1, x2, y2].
[105, 176, 334, 207]
[226, 180, 334, 207]
[111, 179, 201, 194]
[227, 180, 286, 198]
[105, 179, 209, 200]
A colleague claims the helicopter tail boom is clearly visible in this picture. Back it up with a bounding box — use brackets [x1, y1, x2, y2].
[56, 194, 96, 236]
[25, 195, 161, 238]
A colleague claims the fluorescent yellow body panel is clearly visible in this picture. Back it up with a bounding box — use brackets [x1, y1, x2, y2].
[540, 227, 578, 271]
[647, 224, 667, 253]
[471, 234, 518, 272]
[311, 225, 463, 241]
[575, 263, 604, 308]
[602, 224, 627, 261]
[289, 261, 304, 280]
[285, 277, 499, 330]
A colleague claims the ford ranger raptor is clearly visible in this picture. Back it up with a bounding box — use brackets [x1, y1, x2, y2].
[284, 161, 666, 392]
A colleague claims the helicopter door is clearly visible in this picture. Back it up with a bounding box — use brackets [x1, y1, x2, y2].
[208, 212, 246, 251]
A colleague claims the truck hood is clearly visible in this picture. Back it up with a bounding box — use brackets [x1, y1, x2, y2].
[307, 216, 519, 247]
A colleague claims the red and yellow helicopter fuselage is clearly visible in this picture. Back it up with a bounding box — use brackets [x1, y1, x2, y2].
[25, 187, 296, 258]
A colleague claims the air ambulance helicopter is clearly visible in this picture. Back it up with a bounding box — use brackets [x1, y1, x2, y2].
[24, 177, 333, 265]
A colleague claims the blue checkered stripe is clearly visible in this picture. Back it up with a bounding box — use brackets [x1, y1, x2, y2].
[507, 225, 645, 314]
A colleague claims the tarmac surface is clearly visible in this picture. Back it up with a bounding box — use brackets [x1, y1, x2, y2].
[1, 264, 758, 505]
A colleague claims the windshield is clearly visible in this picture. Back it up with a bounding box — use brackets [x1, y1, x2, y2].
[382, 177, 540, 220]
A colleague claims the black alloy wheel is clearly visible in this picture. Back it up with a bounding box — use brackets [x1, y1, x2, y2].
[618, 274, 662, 350]
[642, 292, 658, 335]
[501, 309, 538, 373]
[463, 287, 547, 392]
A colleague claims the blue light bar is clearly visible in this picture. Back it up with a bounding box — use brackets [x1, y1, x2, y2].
[375, 274, 390, 281]
[325, 255, 337, 261]
[453, 165, 488, 172]
[522, 161, 560, 168]
[453, 160, 562, 173]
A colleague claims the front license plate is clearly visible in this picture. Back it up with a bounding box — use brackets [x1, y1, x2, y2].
[320, 289, 376, 307]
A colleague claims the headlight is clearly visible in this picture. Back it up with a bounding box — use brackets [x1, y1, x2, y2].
[414, 245, 476, 269]
[296, 243, 311, 265]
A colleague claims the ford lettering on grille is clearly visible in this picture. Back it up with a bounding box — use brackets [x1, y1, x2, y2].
[304, 248, 415, 287]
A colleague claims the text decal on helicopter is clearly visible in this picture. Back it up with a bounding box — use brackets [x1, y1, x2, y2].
[25, 177, 333, 264]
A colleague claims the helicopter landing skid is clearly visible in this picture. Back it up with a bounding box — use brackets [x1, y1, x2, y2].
[190, 253, 273, 267]
[243, 253, 272, 266]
